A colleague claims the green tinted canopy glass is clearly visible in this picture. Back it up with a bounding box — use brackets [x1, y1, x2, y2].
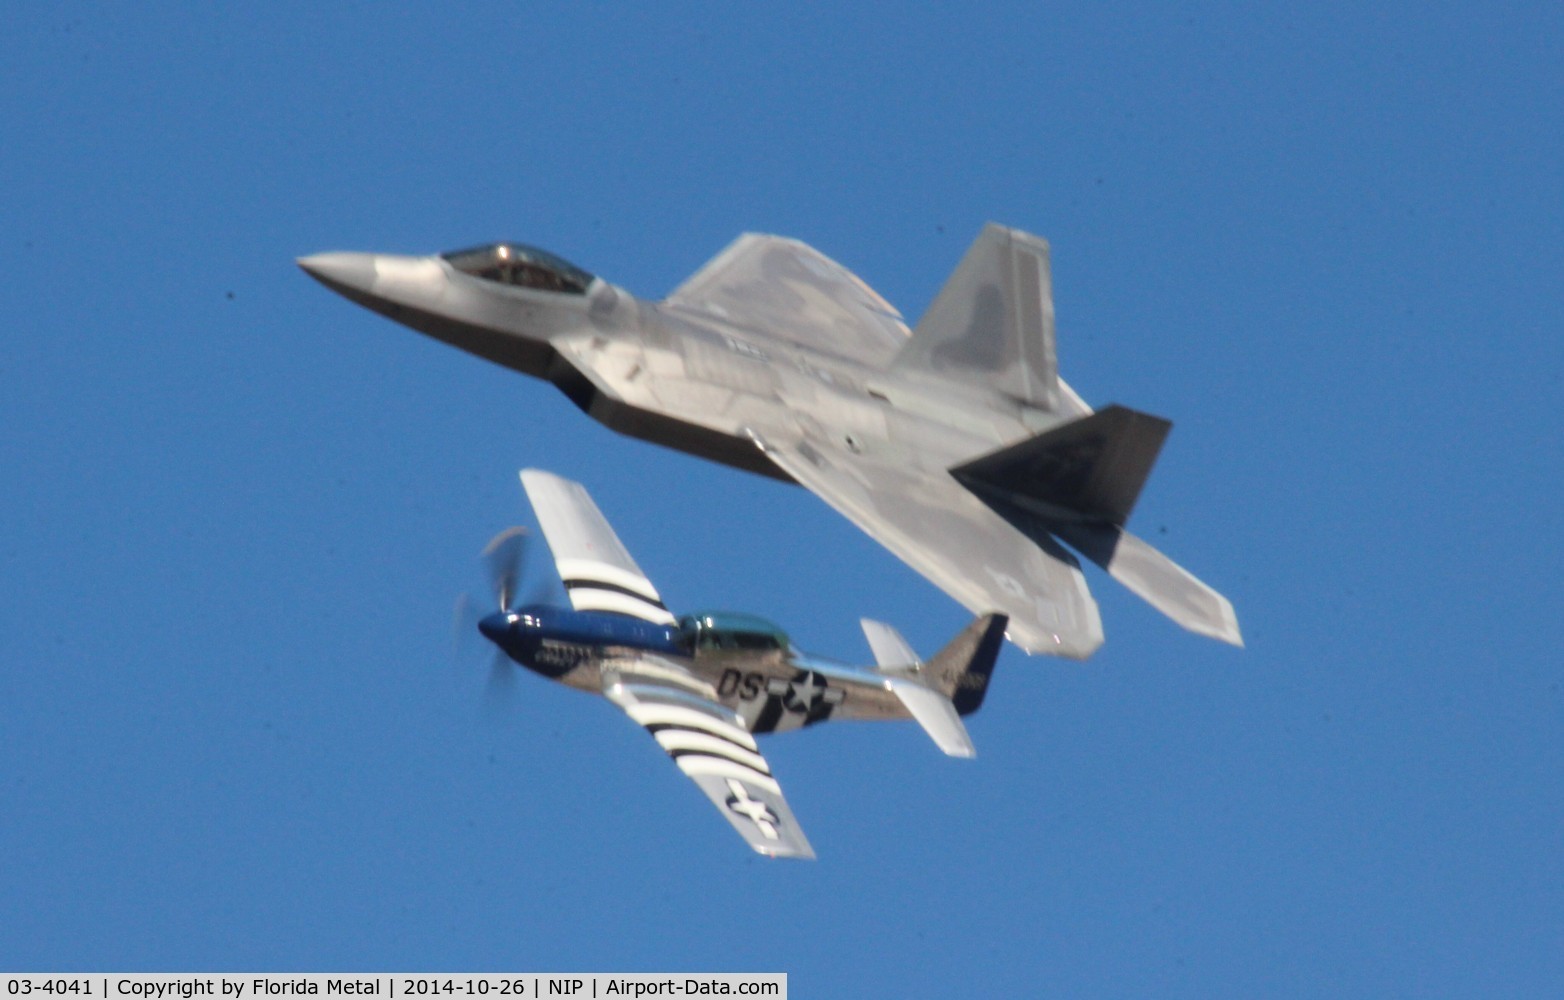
[679, 611, 791, 652]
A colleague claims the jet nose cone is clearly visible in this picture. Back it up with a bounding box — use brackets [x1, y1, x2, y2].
[478, 611, 512, 644]
[296, 251, 377, 294]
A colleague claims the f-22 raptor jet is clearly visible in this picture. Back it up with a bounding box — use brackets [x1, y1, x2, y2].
[480, 469, 1009, 858]
[300, 224, 1240, 657]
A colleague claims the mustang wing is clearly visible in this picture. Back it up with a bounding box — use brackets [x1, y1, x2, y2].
[664, 233, 910, 367]
[750, 431, 1104, 658]
[602, 662, 815, 859]
[519, 468, 676, 626]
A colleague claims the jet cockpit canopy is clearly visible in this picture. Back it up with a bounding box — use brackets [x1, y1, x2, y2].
[679, 611, 791, 653]
[442, 242, 595, 294]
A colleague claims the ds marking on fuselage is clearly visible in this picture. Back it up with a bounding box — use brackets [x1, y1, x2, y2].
[720, 669, 845, 713]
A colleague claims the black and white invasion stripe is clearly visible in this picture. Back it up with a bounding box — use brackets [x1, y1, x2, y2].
[556, 557, 676, 625]
[614, 685, 779, 794]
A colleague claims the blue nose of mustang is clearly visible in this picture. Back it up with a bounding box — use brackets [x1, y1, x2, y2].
[478, 611, 513, 644]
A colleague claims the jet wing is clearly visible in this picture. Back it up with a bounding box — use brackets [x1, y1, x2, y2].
[749, 430, 1104, 658]
[663, 234, 911, 367]
[602, 662, 815, 859]
[519, 469, 677, 626]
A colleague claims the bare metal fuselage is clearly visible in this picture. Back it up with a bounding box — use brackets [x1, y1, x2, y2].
[486, 603, 909, 737]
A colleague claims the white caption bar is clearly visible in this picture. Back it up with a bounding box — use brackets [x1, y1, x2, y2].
[1, 976, 785, 1000]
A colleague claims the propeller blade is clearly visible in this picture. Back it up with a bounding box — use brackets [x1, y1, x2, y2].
[451, 591, 481, 669]
[483, 647, 517, 719]
[482, 526, 529, 612]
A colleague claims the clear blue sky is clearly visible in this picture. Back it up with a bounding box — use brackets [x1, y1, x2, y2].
[3, 3, 1560, 994]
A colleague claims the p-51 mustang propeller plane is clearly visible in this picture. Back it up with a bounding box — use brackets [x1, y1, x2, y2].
[300, 224, 1240, 657]
[478, 469, 1008, 859]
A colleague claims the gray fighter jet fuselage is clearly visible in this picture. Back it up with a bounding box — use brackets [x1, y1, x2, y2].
[300, 227, 1242, 657]
[297, 243, 992, 482]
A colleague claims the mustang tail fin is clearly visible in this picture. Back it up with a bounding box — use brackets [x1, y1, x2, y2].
[921, 612, 1009, 716]
[892, 223, 1058, 409]
[861, 613, 1009, 757]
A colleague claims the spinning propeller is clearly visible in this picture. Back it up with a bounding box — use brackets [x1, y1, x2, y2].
[454, 526, 536, 714]
[482, 525, 530, 618]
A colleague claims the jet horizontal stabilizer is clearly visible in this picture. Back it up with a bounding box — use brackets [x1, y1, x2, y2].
[1048, 521, 1244, 647]
[952, 416, 1242, 645]
[951, 405, 1171, 526]
[967, 488, 1243, 647]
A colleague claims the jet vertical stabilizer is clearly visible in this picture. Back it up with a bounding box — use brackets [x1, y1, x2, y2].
[892, 223, 1059, 409]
